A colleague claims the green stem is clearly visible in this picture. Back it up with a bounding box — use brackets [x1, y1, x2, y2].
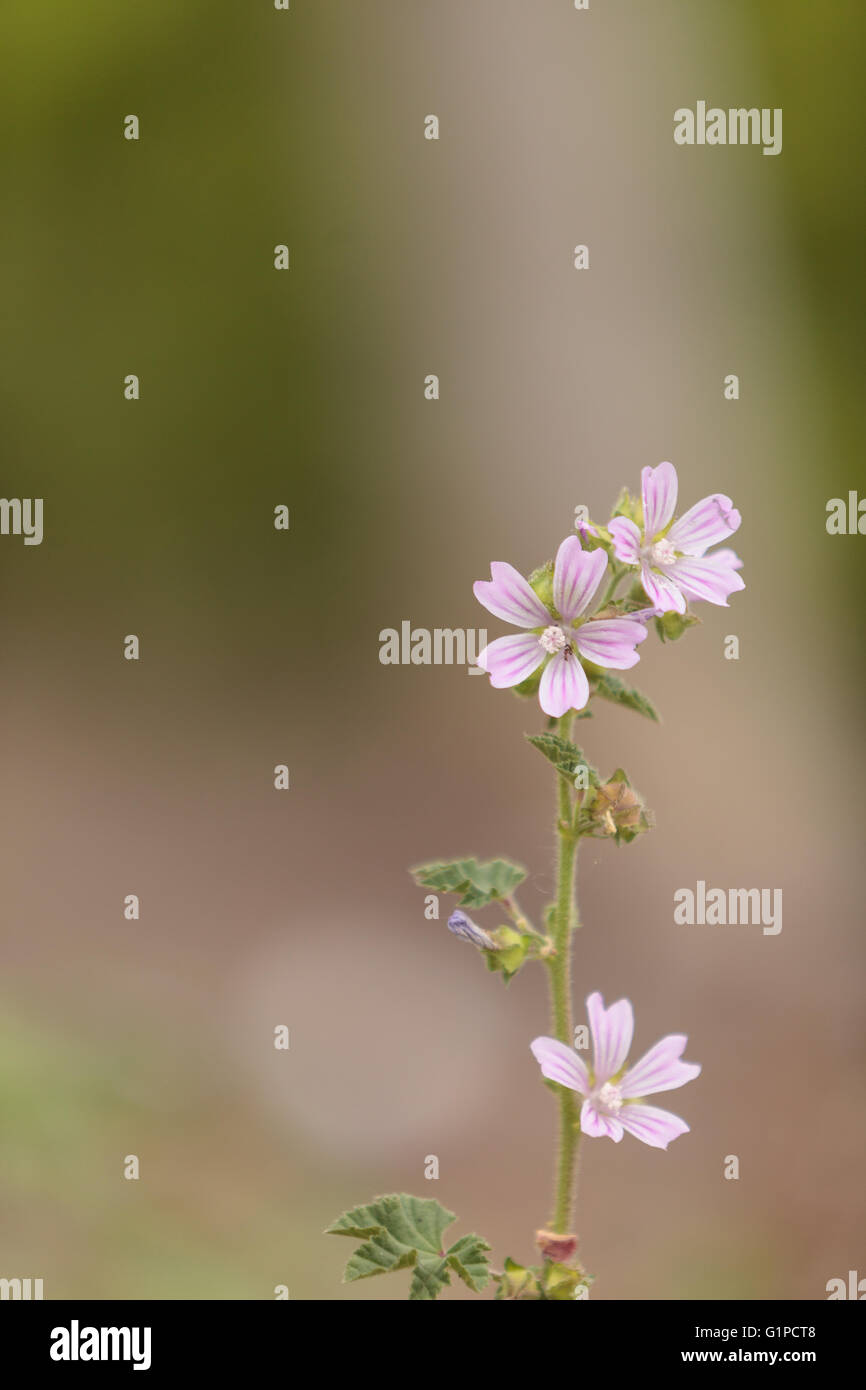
[546, 712, 582, 1234]
[596, 566, 623, 610]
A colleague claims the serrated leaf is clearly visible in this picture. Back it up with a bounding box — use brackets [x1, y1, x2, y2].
[409, 1261, 451, 1301]
[327, 1194, 491, 1300]
[592, 672, 660, 722]
[446, 1233, 492, 1291]
[526, 732, 599, 786]
[410, 857, 526, 909]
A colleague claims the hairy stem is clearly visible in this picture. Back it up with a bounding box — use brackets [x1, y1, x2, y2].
[596, 565, 624, 610]
[546, 711, 582, 1233]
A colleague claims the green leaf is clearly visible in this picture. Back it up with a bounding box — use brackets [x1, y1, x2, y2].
[526, 732, 599, 787]
[592, 672, 660, 722]
[326, 1194, 491, 1300]
[446, 1234, 493, 1290]
[410, 857, 526, 909]
[654, 610, 701, 643]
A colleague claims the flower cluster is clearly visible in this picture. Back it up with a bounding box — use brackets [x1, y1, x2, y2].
[473, 461, 742, 717]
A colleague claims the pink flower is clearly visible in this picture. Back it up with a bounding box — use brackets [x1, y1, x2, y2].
[473, 537, 648, 718]
[608, 461, 744, 615]
[530, 992, 701, 1149]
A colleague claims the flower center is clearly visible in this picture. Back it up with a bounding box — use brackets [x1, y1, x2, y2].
[650, 538, 677, 568]
[596, 1081, 623, 1112]
[539, 625, 568, 654]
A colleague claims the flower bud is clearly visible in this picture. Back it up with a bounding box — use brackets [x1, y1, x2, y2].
[536, 1229, 578, 1263]
[447, 910, 496, 950]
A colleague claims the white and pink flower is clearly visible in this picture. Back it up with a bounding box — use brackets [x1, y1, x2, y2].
[473, 536, 648, 718]
[608, 461, 744, 615]
[530, 991, 701, 1149]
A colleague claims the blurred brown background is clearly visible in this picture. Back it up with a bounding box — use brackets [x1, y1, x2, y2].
[0, 0, 863, 1298]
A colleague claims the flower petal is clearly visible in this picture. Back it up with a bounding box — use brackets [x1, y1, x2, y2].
[667, 494, 741, 556]
[473, 561, 551, 628]
[617, 1104, 691, 1149]
[530, 1036, 590, 1096]
[579, 1098, 624, 1142]
[708, 547, 743, 570]
[475, 633, 545, 688]
[538, 650, 589, 717]
[586, 991, 634, 1085]
[575, 617, 647, 670]
[670, 554, 745, 607]
[639, 561, 687, 614]
[641, 461, 678, 539]
[620, 1035, 702, 1098]
[553, 536, 607, 621]
[608, 515, 642, 564]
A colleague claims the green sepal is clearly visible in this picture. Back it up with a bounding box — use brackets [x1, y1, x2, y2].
[494, 1256, 542, 1300]
[610, 485, 641, 525]
[326, 1194, 491, 1300]
[542, 1263, 594, 1300]
[493, 1256, 593, 1301]
[528, 560, 555, 612]
[410, 856, 526, 909]
[483, 925, 530, 983]
[654, 609, 701, 643]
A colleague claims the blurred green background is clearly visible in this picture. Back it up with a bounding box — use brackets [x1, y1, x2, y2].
[1, 0, 864, 1299]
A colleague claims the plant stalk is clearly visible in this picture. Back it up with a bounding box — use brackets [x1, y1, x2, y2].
[546, 711, 582, 1234]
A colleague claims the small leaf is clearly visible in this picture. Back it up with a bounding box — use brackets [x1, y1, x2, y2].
[526, 732, 600, 786]
[410, 857, 526, 909]
[326, 1194, 491, 1301]
[592, 672, 660, 722]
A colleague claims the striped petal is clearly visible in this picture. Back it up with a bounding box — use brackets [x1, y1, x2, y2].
[475, 633, 545, 688]
[670, 553, 745, 607]
[640, 561, 687, 614]
[641, 461, 678, 539]
[586, 992, 634, 1085]
[473, 561, 551, 628]
[608, 515, 643, 564]
[617, 1104, 691, 1150]
[553, 535, 607, 621]
[667, 494, 741, 556]
[530, 1036, 591, 1096]
[620, 1034, 701, 1098]
[538, 649, 589, 717]
[575, 617, 647, 670]
[580, 1098, 624, 1142]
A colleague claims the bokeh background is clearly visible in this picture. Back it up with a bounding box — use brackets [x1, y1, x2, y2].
[1, 0, 864, 1299]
